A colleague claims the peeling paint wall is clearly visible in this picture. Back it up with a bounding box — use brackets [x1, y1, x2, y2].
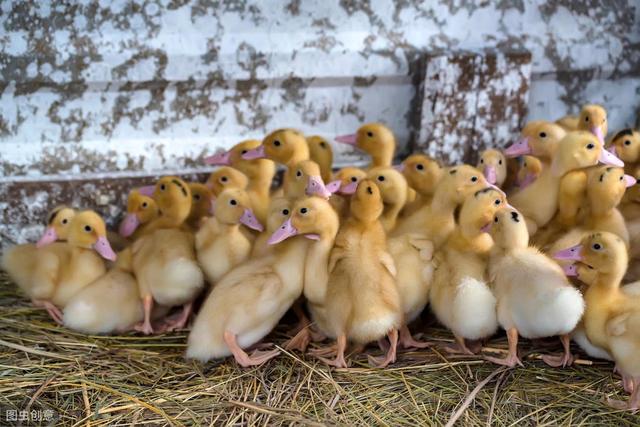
[1, 0, 639, 178]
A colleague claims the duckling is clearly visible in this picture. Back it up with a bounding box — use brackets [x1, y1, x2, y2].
[307, 135, 334, 184]
[284, 160, 340, 199]
[329, 167, 367, 218]
[2, 211, 116, 324]
[335, 123, 395, 169]
[484, 207, 584, 368]
[187, 183, 215, 230]
[429, 188, 503, 354]
[554, 232, 640, 409]
[186, 197, 337, 366]
[477, 149, 507, 187]
[250, 197, 292, 258]
[556, 115, 580, 132]
[608, 129, 640, 175]
[37, 205, 76, 247]
[509, 131, 623, 235]
[367, 167, 408, 232]
[205, 166, 249, 196]
[118, 191, 159, 239]
[131, 176, 204, 334]
[504, 121, 566, 166]
[205, 140, 275, 224]
[397, 154, 443, 216]
[311, 180, 401, 368]
[243, 129, 309, 168]
[515, 155, 542, 189]
[196, 189, 263, 284]
[577, 104, 608, 144]
[392, 165, 487, 247]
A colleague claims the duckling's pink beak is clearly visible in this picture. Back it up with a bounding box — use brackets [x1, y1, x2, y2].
[36, 226, 58, 248]
[607, 145, 617, 155]
[598, 147, 624, 167]
[518, 172, 537, 188]
[339, 181, 358, 195]
[93, 236, 117, 261]
[118, 213, 140, 237]
[483, 165, 497, 185]
[504, 137, 531, 157]
[306, 176, 332, 199]
[138, 185, 155, 196]
[242, 145, 266, 160]
[335, 134, 357, 146]
[239, 208, 263, 232]
[393, 163, 405, 172]
[624, 174, 637, 188]
[209, 198, 217, 215]
[325, 180, 342, 194]
[480, 222, 492, 233]
[591, 126, 605, 144]
[553, 244, 583, 261]
[268, 218, 298, 244]
[563, 264, 578, 277]
[204, 150, 231, 165]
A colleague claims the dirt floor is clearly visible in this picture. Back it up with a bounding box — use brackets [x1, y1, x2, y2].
[0, 271, 638, 426]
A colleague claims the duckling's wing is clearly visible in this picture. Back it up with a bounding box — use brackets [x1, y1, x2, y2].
[607, 312, 632, 337]
[379, 251, 397, 277]
[407, 234, 435, 261]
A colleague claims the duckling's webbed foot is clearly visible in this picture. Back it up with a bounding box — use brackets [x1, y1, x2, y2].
[162, 301, 194, 332]
[444, 335, 476, 355]
[133, 295, 155, 335]
[485, 328, 523, 368]
[33, 299, 63, 325]
[285, 327, 311, 352]
[541, 334, 574, 368]
[223, 331, 280, 367]
[368, 329, 398, 368]
[315, 335, 348, 368]
[399, 325, 432, 350]
[309, 343, 337, 358]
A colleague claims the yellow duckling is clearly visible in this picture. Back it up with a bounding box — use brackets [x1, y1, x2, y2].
[131, 176, 204, 334]
[396, 154, 443, 216]
[312, 180, 401, 368]
[554, 232, 640, 409]
[504, 121, 566, 167]
[515, 155, 542, 189]
[477, 149, 507, 187]
[556, 115, 580, 132]
[204, 140, 275, 224]
[2, 210, 116, 324]
[392, 165, 487, 246]
[251, 197, 292, 258]
[484, 207, 584, 368]
[36, 205, 76, 247]
[307, 135, 334, 184]
[284, 160, 340, 199]
[335, 123, 395, 168]
[243, 129, 309, 168]
[367, 167, 408, 232]
[608, 129, 640, 176]
[329, 166, 367, 218]
[429, 188, 503, 354]
[118, 191, 159, 239]
[187, 183, 215, 230]
[205, 166, 249, 196]
[578, 104, 608, 144]
[509, 131, 624, 235]
[186, 196, 337, 366]
[196, 189, 263, 284]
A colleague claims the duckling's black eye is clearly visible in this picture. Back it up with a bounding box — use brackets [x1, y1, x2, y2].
[296, 170, 302, 177]
[625, 140, 631, 146]
[300, 207, 308, 214]
[221, 176, 228, 182]
[494, 199, 501, 205]
[471, 176, 478, 182]
[230, 199, 237, 206]
[620, 176, 624, 181]
[416, 164, 424, 170]
[377, 176, 385, 182]
[585, 116, 590, 122]
[494, 216, 498, 223]
[319, 142, 326, 148]
[160, 184, 166, 191]
[539, 132, 547, 138]
[480, 159, 484, 164]
[142, 202, 148, 208]
[274, 140, 281, 147]
[593, 243, 602, 250]
[282, 209, 289, 215]
[586, 143, 595, 150]
[366, 131, 373, 137]
[62, 218, 69, 224]
[84, 225, 92, 232]
[194, 194, 201, 200]
[367, 186, 373, 194]
[350, 176, 357, 182]
[241, 150, 248, 154]
[498, 159, 503, 165]
[524, 162, 527, 167]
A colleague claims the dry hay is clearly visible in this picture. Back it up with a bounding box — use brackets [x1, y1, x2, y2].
[0, 272, 637, 426]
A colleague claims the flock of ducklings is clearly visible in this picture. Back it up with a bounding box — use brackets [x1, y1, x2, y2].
[5, 104, 640, 409]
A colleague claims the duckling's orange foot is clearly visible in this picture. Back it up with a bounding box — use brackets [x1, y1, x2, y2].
[234, 349, 281, 367]
[444, 341, 475, 356]
[133, 321, 154, 335]
[309, 344, 337, 358]
[399, 327, 432, 350]
[285, 328, 311, 352]
[541, 352, 574, 368]
[604, 397, 638, 412]
[33, 300, 63, 325]
[316, 354, 348, 368]
[484, 354, 523, 368]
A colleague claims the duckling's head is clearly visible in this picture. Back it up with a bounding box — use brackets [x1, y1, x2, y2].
[350, 179, 384, 223]
[204, 139, 259, 166]
[555, 232, 627, 283]
[440, 164, 487, 204]
[243, 129, 309, 166]
[188, 183, 215, 224]
[268, 196, 339, 244]
[506, 121, 566, 159]
[477, 149, 507, 186]
[552, 131, 623, 175]
[398, 154, 442, 197]
[153, 176, 192, 223]
[609, 129, 640, 163]
[333, 167, 367, 195]
[206, 166, 249, 196]
[119, 191, 159, 237]
[265, 197, 292, 234]
[287, 160, 339, 199]
[335, 123, 395, 166]
[67, 210, 117, 261]
[516, 155, 542, 188]
[307, 135, 334, 181]
[37, 205, 76, 247]
[578, 104, 607, 143]
[487, 207, 528, 250]
[214, 188, 263, 231]
[587, 166, 636, 210]
[207, 140, 276, 182]
[368, 167, 408, 208]
[459, 187, 507, 239]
